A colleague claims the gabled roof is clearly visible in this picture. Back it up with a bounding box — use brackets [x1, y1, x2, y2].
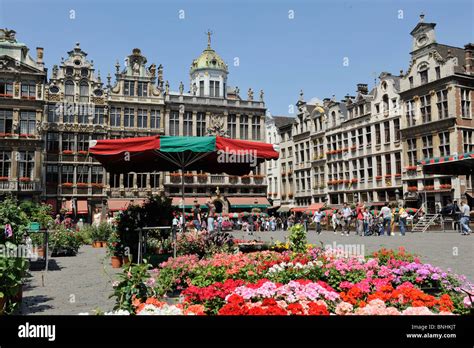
[273, 116, 295, 128]
[410, 22, 436, 36]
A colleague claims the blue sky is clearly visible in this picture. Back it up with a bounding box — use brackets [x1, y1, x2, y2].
[1, 0, 472, 116]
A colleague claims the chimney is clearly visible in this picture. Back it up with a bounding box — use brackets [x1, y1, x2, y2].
[36, 47, 44, 65]
[323, 98, 331, 107]
[356, 83, 368, 94]
[464, 43, 474, 75]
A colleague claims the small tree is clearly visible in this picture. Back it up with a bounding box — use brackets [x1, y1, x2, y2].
[288, 223, 307, 254]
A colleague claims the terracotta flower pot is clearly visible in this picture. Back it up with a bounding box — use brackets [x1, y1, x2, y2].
[33, 247, 44, 258]
[101, 241, 107, 248]
[122, 256, 130, 265]
[92, 241, 101, 248]
[111, 256, 123, 268]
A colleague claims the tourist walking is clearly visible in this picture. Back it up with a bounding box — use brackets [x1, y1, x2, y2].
[398, 205, 408, 236]
[206, 200, 216, 233]
[363, 207, 371, 236]
[332, 210, 340, 234]
[378, 202, 392, 236]
[459, 199, 472, 235]
[312, 208, 323, 235]
[341, 203, 352, 236]
[356, 203, 365, 236]
[248, 214, 254, 235]
[192, 200, 201, 231]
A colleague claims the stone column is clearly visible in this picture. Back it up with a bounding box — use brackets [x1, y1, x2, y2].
[192, 111, 197, 136]
[248, 114, 253, 140]
[235, 113, 241, 139]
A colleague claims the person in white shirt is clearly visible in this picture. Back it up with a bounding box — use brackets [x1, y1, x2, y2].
[332, 210, 340, 234]
[341, 203, 352, 236]
[459, 200, 472, 235]
[312, 209, 324, 235]
[378, 202, 392, 236]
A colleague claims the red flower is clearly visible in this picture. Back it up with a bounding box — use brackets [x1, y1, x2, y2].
[307, 303, 329, 315]
[287, 303, 305, 315]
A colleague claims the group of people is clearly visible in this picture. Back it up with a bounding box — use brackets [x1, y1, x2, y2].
[441, 199, 472, 235]
[311, 202, 409, 237]
[172, 200, 224, 234]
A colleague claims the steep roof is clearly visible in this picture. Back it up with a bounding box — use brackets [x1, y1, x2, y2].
[273, 115, 295, 128]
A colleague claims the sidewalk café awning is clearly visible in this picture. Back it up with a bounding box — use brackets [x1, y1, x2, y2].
[227, 197, 271, 209]
[171, 197, 208, 209]
[277, 205, 293, 212]
[306, 203, 325, 213]
[62, 200, 73, 215]
[420, 151, 474, 175]
[76, 200, 88, 215]
[291, 206, 308, 213]
[108, 199, 146, 212]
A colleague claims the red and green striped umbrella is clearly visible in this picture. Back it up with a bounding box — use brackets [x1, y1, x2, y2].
[406, 208, 418, 214]
[89, 135, 279, 175]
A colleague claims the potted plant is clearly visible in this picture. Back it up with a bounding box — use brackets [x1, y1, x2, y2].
[107, 231, 123, 268]
[0, 245, 29, 314]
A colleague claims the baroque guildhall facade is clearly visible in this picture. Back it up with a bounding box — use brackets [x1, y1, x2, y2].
[0, 29, 269, 219]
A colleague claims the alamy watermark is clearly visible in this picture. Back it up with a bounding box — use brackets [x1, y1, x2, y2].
[324, 241, 365, 258]
[217, 147, 257, 167]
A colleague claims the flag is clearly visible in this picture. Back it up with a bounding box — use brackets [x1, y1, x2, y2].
[4, 223, 13, 238]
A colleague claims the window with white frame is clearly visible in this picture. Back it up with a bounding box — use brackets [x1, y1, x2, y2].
[61, 165, 74, 184]
[65, 80, 74, 102]
[197, 112, 206, 136]
[79, 81, 89, 103]
[137, 82, 148, 97]
[169, 111, 179, 136]
[124, 80, 135, 96]
[110, 107, 121, 127]
[227, 114, 236, 138]
[463, 130, 474, 153]
[91, 166, 103, 184]
[422, 135, 433, 159]
[19, 111, 36, 135]
[420, 95, 431, 123]
[0, 109, 13, 133]
[18, 151, 34, 179]
[0, 79, 13, 96]
[183, 112, 193, 136]
[240, 115, 249, 140]
[137, 109, 147, 128]
[407, 138, 417, 166]
[151, 110, 160, 129]
[21, 81, 36, 98]
[437, 90, 449, 119]
[439, 132, 450, 157]
[461, 89, 471, 118]
[252, 116, 261, 140]
[77, 133, 89, 152]
[0, 151, 11, 178]
[124, 108, 135, 127]
[405, 100, 415, 126]
[94, 107, 104, 125]
[62, 133, 75, 152]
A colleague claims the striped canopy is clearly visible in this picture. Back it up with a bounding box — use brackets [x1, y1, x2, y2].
[420, 151, 474, 175]
[89, 135, 279, 175]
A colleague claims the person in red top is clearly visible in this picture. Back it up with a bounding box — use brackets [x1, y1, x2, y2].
[356, 202, 365, 236]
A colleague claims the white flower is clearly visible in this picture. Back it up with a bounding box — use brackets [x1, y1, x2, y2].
[104, 309, 131, 315]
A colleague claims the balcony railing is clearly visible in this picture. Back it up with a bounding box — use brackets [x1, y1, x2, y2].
[164, 174, 267, 186]
[0, 180, 41, 192]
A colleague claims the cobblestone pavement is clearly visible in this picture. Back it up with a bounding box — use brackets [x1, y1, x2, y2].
[231, 229, 474, 283]
[21, 246, 121, 315]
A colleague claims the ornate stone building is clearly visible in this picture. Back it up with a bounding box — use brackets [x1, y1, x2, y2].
[0, 30, 269, 217]
[399, 15, 474, 212]
[0, 29, 46, 201]
[42, 42, 107, 215]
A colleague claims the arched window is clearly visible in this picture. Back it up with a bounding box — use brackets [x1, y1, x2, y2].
[79, 81, 89, 103]
[331, 111, 336, 125]
[65, 80, 74, 102]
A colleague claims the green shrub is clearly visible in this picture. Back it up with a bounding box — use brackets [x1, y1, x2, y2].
[49, 225, 82, 256]
[0, 243, 29, 314]
[288, 223, 307, 253]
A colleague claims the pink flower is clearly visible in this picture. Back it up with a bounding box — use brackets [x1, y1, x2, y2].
[335, 301, 354, 315]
